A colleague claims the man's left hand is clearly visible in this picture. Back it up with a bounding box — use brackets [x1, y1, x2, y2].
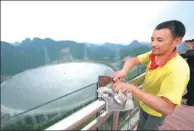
[112, 81, 134, 93]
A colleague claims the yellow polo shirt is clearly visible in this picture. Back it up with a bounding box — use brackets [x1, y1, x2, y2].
[137, 51, 190, 117]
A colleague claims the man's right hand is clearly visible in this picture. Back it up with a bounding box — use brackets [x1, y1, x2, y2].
[112, 69, 127, 82]
[112, 57, 140, 82]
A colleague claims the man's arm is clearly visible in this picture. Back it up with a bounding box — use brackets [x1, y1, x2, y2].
[127, 66, 189, 116]
[113, 51, 151, 81]
[121, 57, 141, 73]
[113, 58, 140, 82]
[121, 51, 151, 74]
[113, 82, 176, 116]
[129, 85, 175, 116]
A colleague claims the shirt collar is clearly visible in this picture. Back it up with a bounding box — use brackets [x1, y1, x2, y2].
[149, 48, 177, 70]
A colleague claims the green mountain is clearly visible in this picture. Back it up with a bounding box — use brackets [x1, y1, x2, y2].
[1, 38, 151, 76]
[1, 42, 31, 75]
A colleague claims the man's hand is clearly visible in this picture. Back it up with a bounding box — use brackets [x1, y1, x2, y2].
[112, 57, 140, 82]
[112, 81, 135, 93]
[112, 69, 127, 82]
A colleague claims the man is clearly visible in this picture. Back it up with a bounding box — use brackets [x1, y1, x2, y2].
[112, 20, 190, 130]
[181, 39, 194, 106]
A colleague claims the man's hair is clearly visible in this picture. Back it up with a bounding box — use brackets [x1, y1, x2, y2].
[185, 40, 190, 43]
[185, 39, 194, 43]
[155, 20, 186, 38]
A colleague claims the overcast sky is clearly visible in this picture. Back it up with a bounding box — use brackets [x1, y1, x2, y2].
[1, 1, 194, 44]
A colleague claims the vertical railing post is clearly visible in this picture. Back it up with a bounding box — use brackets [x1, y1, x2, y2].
[137, 65, 140, 76]
[112, 111, 119, 130]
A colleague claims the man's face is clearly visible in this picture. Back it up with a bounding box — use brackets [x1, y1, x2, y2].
[151, 28, 181, 56]
[191, 42, 194, 49]
[185, 41, 193, 49]
[188, 43, 192, 49]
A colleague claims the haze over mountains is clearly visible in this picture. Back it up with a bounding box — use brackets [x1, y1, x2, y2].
[1, 37, 151, 77]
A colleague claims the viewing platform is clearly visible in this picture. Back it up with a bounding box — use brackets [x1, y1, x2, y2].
[160, 104, 194, 130]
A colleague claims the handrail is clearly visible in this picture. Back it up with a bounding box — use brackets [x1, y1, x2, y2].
[45, 100, 105, 130]
[81, 111, 112, 130]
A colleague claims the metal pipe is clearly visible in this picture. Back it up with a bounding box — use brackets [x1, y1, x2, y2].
[112, 111, 120, 130]
[45, 100, 105, 130]
[137, 65, 140, 76]
[81, 111, 112, 130]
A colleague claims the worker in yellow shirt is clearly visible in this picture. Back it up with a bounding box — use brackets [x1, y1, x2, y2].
[112, 20, 190, 130]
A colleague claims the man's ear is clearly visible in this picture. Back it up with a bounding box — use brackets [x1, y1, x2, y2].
[173, 37, 183, 47]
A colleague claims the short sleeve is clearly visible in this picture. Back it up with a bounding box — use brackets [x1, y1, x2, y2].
[137, 51, 152, 65]
[157, 69, 190, 105]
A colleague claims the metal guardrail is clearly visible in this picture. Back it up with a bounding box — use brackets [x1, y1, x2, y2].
[45, 100, 105, 130]
[45, 72, 145, 130]
[81, 110, 112, 130]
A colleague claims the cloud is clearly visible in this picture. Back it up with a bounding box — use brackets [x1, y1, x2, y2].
[1, 1, 193, 44]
